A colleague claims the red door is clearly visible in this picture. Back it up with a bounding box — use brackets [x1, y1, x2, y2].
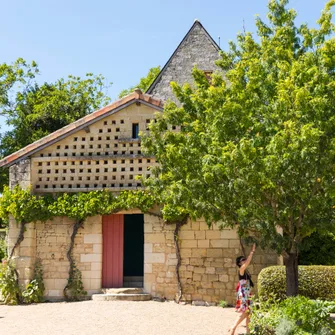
[102, 214, 124, 288]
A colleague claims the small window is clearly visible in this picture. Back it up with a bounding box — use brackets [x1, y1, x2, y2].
[132, 123, 139, 139]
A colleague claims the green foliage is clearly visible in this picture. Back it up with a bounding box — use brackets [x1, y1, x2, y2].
[141, 0, 335, 295]
[219, 300, 228, 308]
[22, 259, 45, 303]
[0, 232, 7, 261]
[275, 318, 297, 335]
[258, 266, 335, 301]
[0, 259, 45, 305]
[322, 300, 335, 313]
[250, 296, 335, 334]
[0, 187, 158, 302]
[0, 260, 21, 305]
[0, 187, 157, 225]
[118, 66, 160, 98]
[299, 232, 335, 265]
[0, 185, 53, 226]
[0, 59, 112, 191]
[64, 264, 86, 301]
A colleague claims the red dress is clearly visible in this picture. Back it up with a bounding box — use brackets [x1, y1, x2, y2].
[235, 272, 252, 312]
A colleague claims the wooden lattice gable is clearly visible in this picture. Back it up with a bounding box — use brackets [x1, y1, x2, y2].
[0, 90, 163, 193]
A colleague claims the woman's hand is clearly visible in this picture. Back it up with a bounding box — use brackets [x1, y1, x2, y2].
[251, 243, 256, 253]
[240, 244, 256, 274]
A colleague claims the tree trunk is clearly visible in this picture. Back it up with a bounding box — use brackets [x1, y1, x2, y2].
[284, 252, 299, 296]
[173, 217, 188, 303]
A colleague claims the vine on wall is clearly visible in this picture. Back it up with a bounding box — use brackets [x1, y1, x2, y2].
[22, 258, 45, 303]
[0, 186, 188, 303]
[173, 217, 188, 303]
[63, 219, 86, 300]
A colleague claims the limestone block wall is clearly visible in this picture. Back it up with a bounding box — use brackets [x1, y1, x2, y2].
[9, 212, 278, 303]
[143, 216, 278, 305]
[8, 215, 103, 299]
[143, 214, 178, 299]
[8, 218, 36, 287]
[74, 216, 103, 296]
[35, 215, 102, 299]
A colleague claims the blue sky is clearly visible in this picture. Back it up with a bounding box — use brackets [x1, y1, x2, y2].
[0, 0, 330, 132]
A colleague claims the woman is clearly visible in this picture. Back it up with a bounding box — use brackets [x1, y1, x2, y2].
[228, 243, 256, 335]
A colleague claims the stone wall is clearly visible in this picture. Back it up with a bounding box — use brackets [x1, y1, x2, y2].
[36, 215, 102, 299]
[9, 159, 31, 189]
[143, 215, 278, 305]
[8, 215, 103, 299]
[8, 218, 36, 287]
[148, 21, 222, 103]
[8, 213, 278, 303]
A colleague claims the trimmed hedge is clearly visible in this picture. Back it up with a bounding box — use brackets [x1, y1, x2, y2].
[258, 266, 335, 301]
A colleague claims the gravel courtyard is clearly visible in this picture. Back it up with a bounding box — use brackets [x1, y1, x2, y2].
[0, 300, 245, 335]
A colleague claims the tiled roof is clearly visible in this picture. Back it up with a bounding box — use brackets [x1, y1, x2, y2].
[0, 89, 163, 168]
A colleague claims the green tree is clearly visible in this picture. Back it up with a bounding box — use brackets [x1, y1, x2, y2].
[299, 232, 335, 265]
[142, 0, 335, 296]
[0, 59, 111, 190]
[118, 66, 160, 98]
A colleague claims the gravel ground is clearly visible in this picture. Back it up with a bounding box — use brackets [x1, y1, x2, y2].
[0, 300, 246, 335]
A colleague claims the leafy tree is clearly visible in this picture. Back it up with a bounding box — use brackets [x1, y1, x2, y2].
[0, 59, 111, 191]
[118, 66, 160, 98]
[142, 0, 335, 296]
[299, 232, 335, 265]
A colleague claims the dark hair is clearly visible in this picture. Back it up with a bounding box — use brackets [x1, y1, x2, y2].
[236, 256, 254, 287]
[236, 256, 245, 267]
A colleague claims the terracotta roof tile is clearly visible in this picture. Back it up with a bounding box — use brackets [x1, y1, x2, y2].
[0, 91, 163, 168]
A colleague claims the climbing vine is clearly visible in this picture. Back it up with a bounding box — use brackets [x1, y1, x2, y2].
[63, 219, 86, 300]
[0, 186, 171, 302]
[0, 186, 191, 304]
[22, 258, 45, 303]
[0, 186, 51, 259]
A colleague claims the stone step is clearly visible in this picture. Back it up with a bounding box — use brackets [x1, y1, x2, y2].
[102, 288, 143, 294]
[93, 287, 151, 301]
[92, 293, 152, 301]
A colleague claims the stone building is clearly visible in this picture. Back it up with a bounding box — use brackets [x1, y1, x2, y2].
[0, 21, 278, 304]
[147, 20, 221, 102]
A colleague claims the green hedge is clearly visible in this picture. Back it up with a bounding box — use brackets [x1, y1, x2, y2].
[258, 266, 335, 301]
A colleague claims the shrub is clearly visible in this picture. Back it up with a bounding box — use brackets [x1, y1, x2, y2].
[0, 259, 45, 305]
[0, 260, 21, 305]
[249, 296, 335, 335]
[219, 300, 228, 308]
[22, 259, 45, 303]
[258, 266, 335, 301]
[64, 264, 87, 301]
[0, 234, 7, 261]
